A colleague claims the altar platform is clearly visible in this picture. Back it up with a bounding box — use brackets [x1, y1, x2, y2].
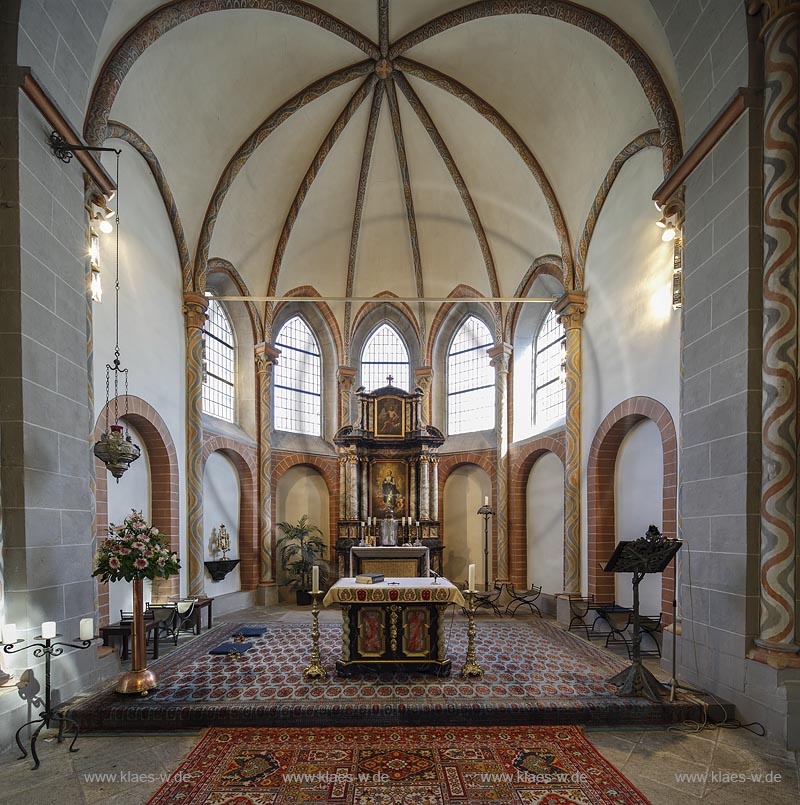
[66, 618, 709, 732]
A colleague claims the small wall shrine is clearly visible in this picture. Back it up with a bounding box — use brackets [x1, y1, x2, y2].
[333, 379, 445, 577]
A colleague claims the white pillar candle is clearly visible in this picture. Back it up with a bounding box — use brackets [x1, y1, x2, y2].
[2, 623, 17, 644]
[312, 565, 320, 594]
[79, 618, 94, 641]
[468, 564, 476, 592]
[41, 621, 56, 639]
[484, 496, 489, 506]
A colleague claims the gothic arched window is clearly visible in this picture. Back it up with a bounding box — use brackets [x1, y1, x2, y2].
[534, 307, 566, 425]
[447, 316, 494, 434]
[202, 298, 235, 421]
[361, 324, 409, 391]
[274, 316, 322, 436]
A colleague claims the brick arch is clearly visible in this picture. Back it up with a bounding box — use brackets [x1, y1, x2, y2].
[271, 451, 339, 561]
[94, 396, 180, 626]
[587, 396, 677, 622]
[508, 434, 566, 586]
[504, 256, 564, 344]
[202, 436, 259, 591]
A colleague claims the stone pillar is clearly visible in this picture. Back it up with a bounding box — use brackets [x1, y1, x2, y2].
[348, 453, 359, 519]
[338, 366, 356, 429]
[415, 366, 433, 427]
[555, 292, 586, 594]
[430, 457, 439, 520]
[751, 1, 800, 660]
[488, 343, 512, 582]
[361, 457, 369, 519]
[183, 292, 209, 598]
[255, 343, 280, 601]
[338, 455, 346, 519]
[410, 460, 417, 520]
[419, 455, 430, 520]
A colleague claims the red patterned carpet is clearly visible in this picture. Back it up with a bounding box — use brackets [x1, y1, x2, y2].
[147, 725, 649, 804]
[69, 620, 702, 730]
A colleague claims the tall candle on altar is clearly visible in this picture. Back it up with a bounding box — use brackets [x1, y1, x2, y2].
[42, 621, 56, 639]
[484, 496, 489, 506]
[468, 564, 476, 592]
[311, 565, 320, 594]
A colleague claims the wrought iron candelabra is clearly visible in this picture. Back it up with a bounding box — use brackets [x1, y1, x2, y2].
[3, 633, 92, 770]
[303, 593, 327, 679]
[460, 590, 484, 678]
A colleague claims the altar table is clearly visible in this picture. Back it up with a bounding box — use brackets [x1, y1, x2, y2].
[323, 577, 465, 675]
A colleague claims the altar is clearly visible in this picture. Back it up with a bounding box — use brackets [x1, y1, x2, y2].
[349, 545, 429, 577]
[323, 577, 465, 675]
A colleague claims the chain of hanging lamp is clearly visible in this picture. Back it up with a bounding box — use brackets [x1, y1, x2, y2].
[93, 150, 140, 481]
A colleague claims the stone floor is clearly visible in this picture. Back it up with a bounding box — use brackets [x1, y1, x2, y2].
[0, 605, 796, 804]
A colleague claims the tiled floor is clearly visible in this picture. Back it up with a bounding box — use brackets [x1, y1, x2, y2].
[0, 605, 796, 804]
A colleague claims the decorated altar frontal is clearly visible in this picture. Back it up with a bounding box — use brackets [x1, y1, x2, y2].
[323, 578, 464, 675]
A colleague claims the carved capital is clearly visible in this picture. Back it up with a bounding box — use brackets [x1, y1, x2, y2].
[183, 292, 209, 330]
[747, 1, 800, 35]
[555, 291, 587, 331]
[254, 343, 280, 376]
[338, 365, 357, 390]
[414, 366, 433, 387]
[487, 343, 512, 373]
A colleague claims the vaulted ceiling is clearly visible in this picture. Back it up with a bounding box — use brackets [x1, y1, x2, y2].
[88, 0, 681, 347]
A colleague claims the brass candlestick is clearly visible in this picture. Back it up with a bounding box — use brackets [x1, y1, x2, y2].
[303, 592, 327, 679]
[461, 590, 484, 678]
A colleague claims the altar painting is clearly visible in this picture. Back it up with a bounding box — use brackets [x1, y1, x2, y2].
[374, 396, 404, 437]
[372, 460, 406, 517]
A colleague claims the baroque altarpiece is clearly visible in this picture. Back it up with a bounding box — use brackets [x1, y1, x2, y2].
[333, 382, 445, 577]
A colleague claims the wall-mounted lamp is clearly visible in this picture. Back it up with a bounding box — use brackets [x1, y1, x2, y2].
[655, 194, 685, 309]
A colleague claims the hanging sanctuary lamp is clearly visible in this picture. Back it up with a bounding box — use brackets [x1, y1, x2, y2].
[92, 150, 141, 481]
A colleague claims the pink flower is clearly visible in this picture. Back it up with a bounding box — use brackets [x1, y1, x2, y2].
[134, 558, 148, 569]
[152, 528, 159, 536]
[132, 541, 145, 550]
[145, 549, 154, 558]
[157, 558, 166, 566]
[109, 557, 120, 569]
[119, 547, 131, 555]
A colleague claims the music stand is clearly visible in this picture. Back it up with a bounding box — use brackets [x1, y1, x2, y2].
[604, 528, 682, 701]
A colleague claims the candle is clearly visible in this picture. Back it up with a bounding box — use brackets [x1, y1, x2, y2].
[416, 521, 420, 527]
[312, 565, 320, 594]
[484, 496, 489, 506]
[79, 618, 94, 641]
[468, 564, 476, 592]
[2, 623, 17, 644]
[42, 621, 56, 639]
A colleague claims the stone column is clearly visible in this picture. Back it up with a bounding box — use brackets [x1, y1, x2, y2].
[338, 366, 356, 429]
[348, 453, 359, 520]
[555, 292, 586, 594]
[338, 455, 346, 519]
[750, 0, 800, 660]
[361, 457, 369, 520]
[255, 343, 280, 602]
[410, 460, 417, 520]
[488, 344, 512, 582]
[183, 292, 209, 598]
[415, 366, 433, 427]
[419, 455, 430, 520]
[430, 457, 439, 520]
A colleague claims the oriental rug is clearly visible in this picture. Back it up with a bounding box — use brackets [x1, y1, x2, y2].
[147, 725, 649, 805]
[69, 620, 703, 731]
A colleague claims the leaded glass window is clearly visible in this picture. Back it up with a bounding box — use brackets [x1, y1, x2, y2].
[361, 324, 409, 391]
[534, 308, 566, 425]
[447, 316, 494, 434]
[274, 316, 322, 436]
[202, 298, 235, 421]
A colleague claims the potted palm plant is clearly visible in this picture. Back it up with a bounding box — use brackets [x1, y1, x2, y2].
[276, 515, 328, 605]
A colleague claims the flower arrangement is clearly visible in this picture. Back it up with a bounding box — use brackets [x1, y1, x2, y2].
[92, 510, 180, 583]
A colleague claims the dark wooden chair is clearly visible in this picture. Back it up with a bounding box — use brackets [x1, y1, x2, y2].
[567, 595, 593, 639]
[504, 584, 542, 617]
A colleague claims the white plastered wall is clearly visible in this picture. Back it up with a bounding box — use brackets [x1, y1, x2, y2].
[580, 148, 680, 595]
[615, 420, 663, 614]
[526, 452, 564, 594]
[106, 423, 150, 617]
[275, 467, 330, 596]
[442, 466, 492, 587]
[93, 139, 188, 595]
[202, 452, 241, 597]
